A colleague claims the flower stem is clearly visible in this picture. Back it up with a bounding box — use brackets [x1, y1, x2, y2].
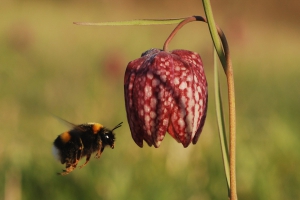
[202, 0, 226, 69]
[162, 12, 237, 199]
[163, 16, 205, 52]
[202, 0, 237, 199]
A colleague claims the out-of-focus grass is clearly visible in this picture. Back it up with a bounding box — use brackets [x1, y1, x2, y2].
[0, 1, 299, 200]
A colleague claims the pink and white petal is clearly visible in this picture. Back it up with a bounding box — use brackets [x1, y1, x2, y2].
[124, 57, 148, 147]
[147, 52, 174, 147]
[167, 56, 196, 147]
[171, 50, 208, 144]
[132, 58, 156, 146]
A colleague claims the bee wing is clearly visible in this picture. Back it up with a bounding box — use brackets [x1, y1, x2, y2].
[52, 114, 86, 132]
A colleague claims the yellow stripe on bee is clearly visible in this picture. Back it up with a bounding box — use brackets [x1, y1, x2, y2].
[60, 132, 71, 143]
[92, 123, 103, 134]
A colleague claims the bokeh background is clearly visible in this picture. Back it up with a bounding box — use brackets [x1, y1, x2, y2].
[1, 0, 299, 199]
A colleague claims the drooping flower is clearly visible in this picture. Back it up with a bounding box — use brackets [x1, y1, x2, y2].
[124, 48, 207, 148]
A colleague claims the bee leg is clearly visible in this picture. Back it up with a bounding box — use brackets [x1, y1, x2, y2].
[58, 166, 76, 176]
[57, 161, 76, 176]
[95, 146, 105, 159]
[79, 154, 91, 169]
[95, 141, 104, 159]
[95, 150, 101, 159]
[75, 138, 84, 164]
[71, 157, 79, 169]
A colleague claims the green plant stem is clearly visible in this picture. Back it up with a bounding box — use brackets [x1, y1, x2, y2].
[202, 0, 237, 199]
[163, 16, 205, 51]
[202, 0, 226, 69]
[144, 11, 236, 199]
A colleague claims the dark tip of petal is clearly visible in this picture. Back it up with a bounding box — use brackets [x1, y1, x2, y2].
[141, 48, 162, 57]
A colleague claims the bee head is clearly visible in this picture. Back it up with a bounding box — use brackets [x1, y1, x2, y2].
[102, 130, 116, 149]
[102, 122, 123, 149]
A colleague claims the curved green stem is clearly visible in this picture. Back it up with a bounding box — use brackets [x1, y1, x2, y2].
[163, 14, 237, 199]
[202, 0, 237, 199]
[202, 0, 226, 69]
[163, 16, 205, 51]
[163, 6, 238, 200]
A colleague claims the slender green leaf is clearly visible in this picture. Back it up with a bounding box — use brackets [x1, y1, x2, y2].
[214, 50, 230, 191]
[74, 18, 186, 26]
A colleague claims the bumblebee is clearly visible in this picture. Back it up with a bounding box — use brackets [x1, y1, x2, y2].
[52, 120, 122, 175]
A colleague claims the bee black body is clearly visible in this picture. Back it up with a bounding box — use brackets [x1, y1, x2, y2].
[53, 122, 122, 175]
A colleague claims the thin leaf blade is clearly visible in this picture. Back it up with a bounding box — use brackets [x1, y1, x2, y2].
[214, 50, 230, 191]
[74, 18, 186, 26]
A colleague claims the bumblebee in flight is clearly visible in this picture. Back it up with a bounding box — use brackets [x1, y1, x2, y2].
[53, 120, 123, 175]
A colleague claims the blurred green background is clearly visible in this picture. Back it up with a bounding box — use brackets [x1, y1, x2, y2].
[1, 0, 299, 199]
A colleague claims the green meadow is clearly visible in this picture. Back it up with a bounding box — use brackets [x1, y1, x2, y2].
[0, 1, 299, 199]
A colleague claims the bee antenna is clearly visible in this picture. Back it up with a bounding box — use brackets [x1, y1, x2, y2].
[112, 122, 123, 131]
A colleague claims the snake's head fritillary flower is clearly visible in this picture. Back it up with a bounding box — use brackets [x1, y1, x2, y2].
[124, 48, 207, 148]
